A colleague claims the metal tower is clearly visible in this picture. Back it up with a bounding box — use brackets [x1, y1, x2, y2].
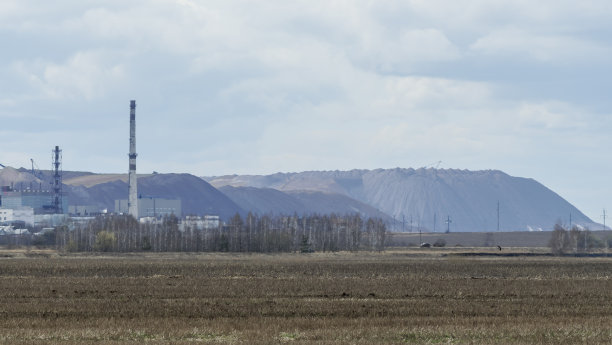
[128, 100, 138, 219]
[52, 146, 63, 214]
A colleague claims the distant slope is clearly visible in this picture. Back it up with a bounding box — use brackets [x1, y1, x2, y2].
[3, 165, 596, 230]
[219, 186, 392, 221]
[219, 186, 305, 215]
[66, 173, 244, 219]
[206, 168, 595, 232]
[2, 167, 243, 220]
[285, 190, 392, 221]
[64, 173, 154, 188]
[0, 166, 43, 186]
[16, 168, 94, 183]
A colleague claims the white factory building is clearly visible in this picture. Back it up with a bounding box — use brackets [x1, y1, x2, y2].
[0, 207, 34, 225]
[115, 196, 182, 219]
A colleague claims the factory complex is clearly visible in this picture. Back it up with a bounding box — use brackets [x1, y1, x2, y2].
[0, 100, 218, 234]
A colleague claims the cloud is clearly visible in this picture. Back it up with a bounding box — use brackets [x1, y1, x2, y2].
[1, 0, 612, 219]
[470, 28, 612, 63]
[517, 102, 588, 130]
[13, 51, 126, 100]
[352, 28, 461, 74]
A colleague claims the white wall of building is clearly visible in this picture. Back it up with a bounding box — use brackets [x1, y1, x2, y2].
[0, 208, 13, 223]
[0, 207, 34, 225]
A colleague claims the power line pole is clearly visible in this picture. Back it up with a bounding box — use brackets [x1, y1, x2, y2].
[603, 209, 609, 252]
[445, 216, 452, 233]
[433, 213, 437, 232]
[497, 201, 500, 232]
[569, 213, 572, 229]
[410, 214, 413, 233]
[418, 217, 422, 244]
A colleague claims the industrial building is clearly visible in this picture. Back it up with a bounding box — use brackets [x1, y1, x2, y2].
[115, 196, 182, 218]
[0, 208, 10, 222]
[0, 207, 34, 225]
[0, 205, 66, 227]
[0, 188, 67, 215]
[180, 215, 220, 231]
[67, 205, 105, 217]
[0, 146, 67, 227]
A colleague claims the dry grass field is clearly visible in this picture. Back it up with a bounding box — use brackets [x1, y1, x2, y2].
[389, 230, 612, 248]
[0, 249, 610, 344]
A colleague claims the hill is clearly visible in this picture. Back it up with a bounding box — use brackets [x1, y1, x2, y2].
[219, 186, 393, 221]
[0, 166, 43, 187]
[65, 173, 244, 219]
[2, 165, 596, 231]
[206, 168, 596, 232]
[0, 167, 243, 220]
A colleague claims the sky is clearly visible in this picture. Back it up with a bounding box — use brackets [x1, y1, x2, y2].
[1, 0, 612, 222]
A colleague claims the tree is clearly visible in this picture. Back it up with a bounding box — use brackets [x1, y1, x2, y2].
[94, 231, 116, 252]
[300, 235, 313, 253]
[141, 236, 152, 251]
[549, 224, 568, 255]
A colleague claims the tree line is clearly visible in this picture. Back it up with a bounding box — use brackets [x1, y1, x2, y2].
[51, 213, 387, 253]
[549, 223, 609, 255]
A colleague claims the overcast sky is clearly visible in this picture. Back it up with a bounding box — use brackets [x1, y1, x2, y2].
[1, 0, 612, 222]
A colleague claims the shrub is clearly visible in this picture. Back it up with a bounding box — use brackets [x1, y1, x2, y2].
[549, 224, 571, 255]
[584, 231, 605, 250]
[94, 231, 116, 252]
[141, 236, 152, 251]
[65, 240, 78, 253]
[31, 235, 46, 247]
[433, 239, 446, 247]
[300, 235, 313, 253]
[550, 224, 604, 254]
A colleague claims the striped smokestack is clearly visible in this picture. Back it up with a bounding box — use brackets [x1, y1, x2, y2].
[128, 100, 138, 219]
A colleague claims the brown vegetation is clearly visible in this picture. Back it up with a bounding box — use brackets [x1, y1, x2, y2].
[53, 214, 386, 253]
[0, 250, 610, 344]
[549, 223, 608, 255]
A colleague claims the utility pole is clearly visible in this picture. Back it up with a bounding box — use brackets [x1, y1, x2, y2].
[410, 215, 413, 233]
[569, 213, 572, 229]
[418, 217, 422, 244]
[603, 209, 608, 251]
[445, 216, 452, 233]
[497, 201, 500, 232]
[433, 213, 437, 232]
[402, 215, 405, 233]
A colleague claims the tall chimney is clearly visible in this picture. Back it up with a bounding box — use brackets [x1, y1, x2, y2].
[52, 145, 62, 214]
[128, 100, 138, 219]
